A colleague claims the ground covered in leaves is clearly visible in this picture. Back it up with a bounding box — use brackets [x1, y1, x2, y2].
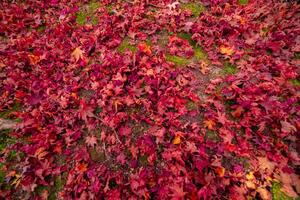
[0, 0, 299, 199]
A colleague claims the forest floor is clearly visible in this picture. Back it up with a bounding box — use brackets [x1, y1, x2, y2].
[0, 0, 299, 199]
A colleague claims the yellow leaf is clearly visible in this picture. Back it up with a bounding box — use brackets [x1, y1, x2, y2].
[246, 172, 255, 180]
[245, 181, 256, 189]
[220, 45, 234, 56]
[173, 135, 181, 144]
[71, 47, 84, 62]
[11, 174, 22, 187]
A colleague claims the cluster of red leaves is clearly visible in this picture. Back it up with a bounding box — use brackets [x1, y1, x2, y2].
[0, 0, 299, 199]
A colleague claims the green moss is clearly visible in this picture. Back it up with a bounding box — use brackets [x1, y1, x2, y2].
[76, 11, 87, 25]
[194, 46, 207, 61]
[0, 164, 5, 183]
[290, 79, 300, 86]
[76, 1, 99, 25]
[117, 37, 137, 53]
[37, 25, 46, 32]
[238, 0, 248, 5]
[186, 100, 197, 111]
[271, 182, 293, 200]
[181, 3, 205, 17]
[54, 175, 65, 191]
[95, 106, 102, 114]
[177, 32, 196, 46]
[206, 130, 219, 141]
[139, 155, 148, 166]
[91, 16, 98, 25]
[222, 62, 238, 75]
[177, 32, 208, 62]
[0, 102, 21, 119]
[106, 4, 114, 15]
[7, 150, 17, 161]
[35, 185, 48, 195]
[0, 129, 16, 151]
[166, 55, 191, 66]
[294, 52, 300, 60]
[90, 149, 106, 162]
[88, 2, 99, 12]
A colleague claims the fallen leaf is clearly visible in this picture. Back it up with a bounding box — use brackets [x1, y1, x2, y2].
[71, 47, 84, 62]
[199, 61, 209, 74]
[138, 42, 151, 55]
[256, 187, 272, 200]
[215, 166, 225, 177]
[231, 106, 244, 118]
[220, 45, 234, 56]
[28, 54, 40, 65]
[173, 135, 181, 144]
[85, 135, 97, 147]
[76, 163, 88, 173]
[280, 121, 296, 133]
[204, 120, 216, 130]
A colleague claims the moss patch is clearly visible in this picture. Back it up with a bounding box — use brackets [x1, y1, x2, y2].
[90, 148, 106, 162]
[194, 46, 207, 61]
[271, 182, 293, 200]
[206, 130, 219, 141]
[0, 163, 5, 184]
[181, 3, 205, 17]
[177, 32, 196, 46]
[0, 102, 21, 119]
[117, 37, 137, 53]
[76, 1, 100, 25]
[222, 61, 238, 75]
[238, 0, 248, 5]
[0, 129, 16, 151]
[166, 55, 191, 66]
[177, 32, 208, 62]
[186, 100, 197, 111]
[138, 155, 148, 166]
[294, 52, 300, 60]
[289, 79, 300, 87]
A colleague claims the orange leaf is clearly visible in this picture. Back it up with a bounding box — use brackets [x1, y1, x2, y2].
[34, 147, 48, 160]
[199, 61, 209, 75]
[215, 166, 225, 177]
[231, 106, 244, 118]
[220, 45, 234, 56]
[173, 135, 181, 145]
[204, 120, 216, 130]
[138, 42, 151, 55]
[76, 163, 88, 173]
[28, 54, 40, 65]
